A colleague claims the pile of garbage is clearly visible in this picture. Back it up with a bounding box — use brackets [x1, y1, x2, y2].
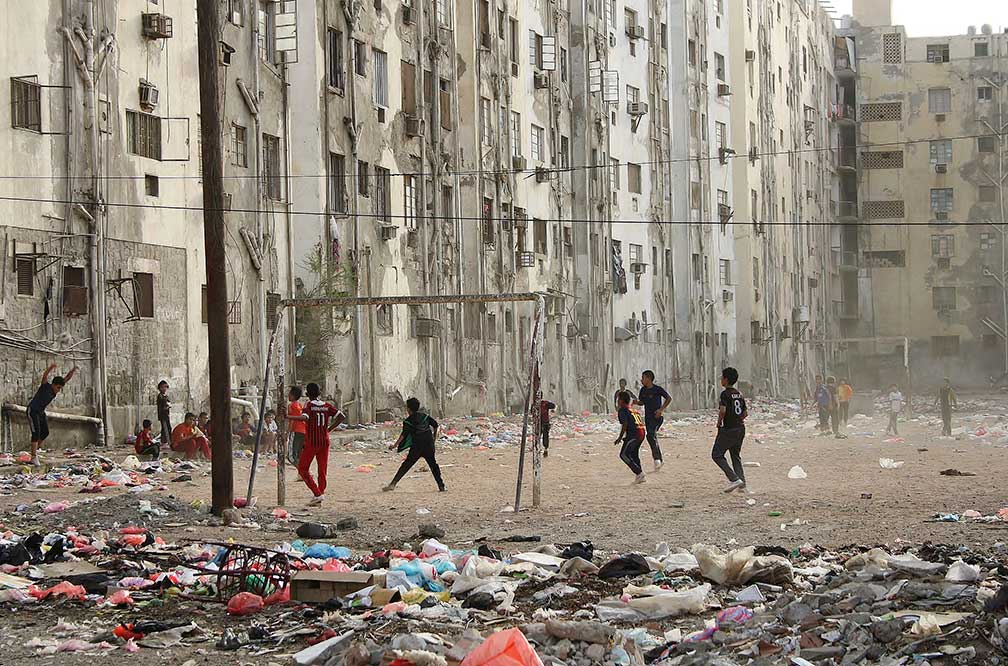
[1, 513, 1006, 665]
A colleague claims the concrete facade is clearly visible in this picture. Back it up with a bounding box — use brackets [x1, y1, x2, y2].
[839, 1, 1008, 388]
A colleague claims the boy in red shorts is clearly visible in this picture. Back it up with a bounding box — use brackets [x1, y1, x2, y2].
[296, 383, 345, 506]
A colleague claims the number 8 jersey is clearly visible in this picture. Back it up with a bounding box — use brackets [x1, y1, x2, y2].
[305, 399, 345, 448]
[719, 387, 747, 430]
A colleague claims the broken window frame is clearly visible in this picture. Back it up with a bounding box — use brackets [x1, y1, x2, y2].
[327, 28, 345, 92]
[232, 123, 248, 168]
[126, 109, 163, 161]
[133, 272, 155, 319]
[262, 133, 283, 200]
[374, 166, 391, 222]
[10, 76, 42, 132]
[62, 265, 88, 316]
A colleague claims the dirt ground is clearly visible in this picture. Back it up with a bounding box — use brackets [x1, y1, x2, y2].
[1, 397, 1007, 664]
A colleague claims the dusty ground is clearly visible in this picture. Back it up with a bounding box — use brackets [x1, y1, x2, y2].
[1, 396, 1007, 664]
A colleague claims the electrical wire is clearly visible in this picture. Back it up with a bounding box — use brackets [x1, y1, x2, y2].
[0, 130, 1000, 181]
[0, 192, 997, 227]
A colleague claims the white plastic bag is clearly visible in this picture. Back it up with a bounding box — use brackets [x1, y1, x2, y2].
[788, 465, 808, 479]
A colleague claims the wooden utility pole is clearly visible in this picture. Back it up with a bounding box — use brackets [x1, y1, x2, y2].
[196, 0, 234, 514]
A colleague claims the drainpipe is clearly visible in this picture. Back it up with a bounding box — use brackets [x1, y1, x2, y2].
[346, 20, 366, 423]
[252, 7, 269, 390]
[3, 403, 104, 443]
[448, 8, 465, 414]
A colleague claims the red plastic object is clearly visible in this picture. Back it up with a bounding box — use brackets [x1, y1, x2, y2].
[263, 586, 290, 606]
[459, 628, 545, 666]
[226, 591, 264, 615]
[30, 581, 87, 601]
[106, 590, 134, 606]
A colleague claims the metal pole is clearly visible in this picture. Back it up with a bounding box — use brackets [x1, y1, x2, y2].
[246, 310, 282, 504]
[514, 302, 543, 512]
[531, 295, 546, 507]
[276, 373, 287, 506]
[196, 0, 234, 515]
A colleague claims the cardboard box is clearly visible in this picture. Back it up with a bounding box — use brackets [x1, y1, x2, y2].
[289, 570, 399, 605]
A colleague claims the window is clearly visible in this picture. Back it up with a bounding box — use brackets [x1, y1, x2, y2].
[860, 102, 901, 122]
[931, 234, 954, 258]
[533, 218, 548, 255]
[628, 243, 642, 264]
[511, 111, 521, 156]
[327, 28, 344, 90]
[933, 286, 956, 311]
[931, 335, 960, 357]
[628, 162, 641, 194]
[714, 52, 725, 81]
[201, 286, 208, 323]
[263, 133, 282, 200]
[59, 266, 87, 316]
[931, 188, 953, 212]
[528, 30, 543, 69]
[329, 152, 346, 213]
[560, 135, 569, 169]
[509, 18, 519, 66]
[480, 97, 491, 144]
[926, 43, 950, 63]
[928, 88, 951, 113]
[374, 166, 391, 221]
[980, 185, 998, 203]
[144, 174, 159, 197]
[978, 85, 993, 101]
[975, 41, 989, 57]
[719, 259, 731, 286]
[437, 78, 452, 130]
[862, 151, 904, 169]
[257, 2, 276, 63]
[126, 110, 162, 160]
[979, 136, 997, 153]
[358, 160, 370, 196]
[626, 85, 639, 104]
[714, 121, 726, 149]
[687, 40, 696, 67]
[353, 40, 367, 76]
[11, 76, 41, 132]
[404, 175, 418, 228]
[981, 232, 995, 250]
[15, 257, 34, 296]
[400, 61, 417, 115]
[559, 46, 568, 82]
[134, 272, 155, 319]
[531, 124, 545, 162]
[231, 123, 248, 167]
[930, 139, 952, 164]
[610, 158, 620, 190]
[437, 0, 451, 26]
[372, 49, 388, 107]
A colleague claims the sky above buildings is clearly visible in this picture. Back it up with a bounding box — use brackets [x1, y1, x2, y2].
[826, 0, 1008, 37]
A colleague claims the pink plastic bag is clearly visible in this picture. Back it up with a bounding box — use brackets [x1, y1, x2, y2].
[263, 586, 290, 606]
[106, 590, 134, 606]
[31, 581, 87, 601]
[227, 591, 264, 615]
[44, 501, 70, 514]
[460, 628, 545, 666]
[322, 558, 352, 572]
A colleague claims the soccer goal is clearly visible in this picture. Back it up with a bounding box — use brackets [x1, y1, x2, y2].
[245, 292, 548, 511]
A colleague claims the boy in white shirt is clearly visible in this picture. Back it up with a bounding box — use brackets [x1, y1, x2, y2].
[885, 384, 903, 436]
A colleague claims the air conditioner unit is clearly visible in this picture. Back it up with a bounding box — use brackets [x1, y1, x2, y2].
[480, 32, 491, 48]
[139, 79, 160, 111]
[630, 262, 646, 274]
[609, 33, 616, 48]
[511, 62, 519, 77]
[936, 257, 951, 269]
[722, 289, 733, 302]
[535, 167, 550, 183]
[806, 189, 813, 200]
[220, 41, 236, 66]
[935, 163, 948, 173]
[745, 50, 755, 62]
[935, 113, 946, 122]
[718, 203, 732, 218]
[411, 317, 442, 338]
[533, 72, 550, 89]
[516, 250, 535, 268]
[935, 211, 949, 221]
[402, 6, 414, 24]
[626, 25, 645, 39]
[142, 12, 173, 39]
[717, 83, 731, 96]
[404, 115, 421, 137]
[512, 155, 527, 170]
[379, 225, 398, 241]
[627, 101, 648, 116]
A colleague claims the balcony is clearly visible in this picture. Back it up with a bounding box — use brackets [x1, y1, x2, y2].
[836, 200, 858, 219]
[833, 300, 859, 320]
[837, 149, 857, 171]
[832, 104, 856, 124]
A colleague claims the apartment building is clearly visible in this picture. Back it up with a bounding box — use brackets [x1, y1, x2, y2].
[1, 0, 294, 441]
[838, 0, 1008, 387]
[728, 0, 839, 396]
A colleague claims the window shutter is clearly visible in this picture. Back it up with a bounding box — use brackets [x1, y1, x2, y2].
[401, 61, 416, 115]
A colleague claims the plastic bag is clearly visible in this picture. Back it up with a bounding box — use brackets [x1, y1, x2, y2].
[105, 590, 134, 606]
[460, 627, 545, 666]
[226, 591, 264, 615]
[263, 586, 290, 606]
[946, 560, 980, 582]
[302, 543, 352, 560]
[421, 538, 450, 557]
[787, 465, 807, 479]
[120, 455, 141, 471]
[30, 581, 87, 600]
[43, 501, 70, 514]
[879, 458, 904, 469]
[595, 583, 710, 621]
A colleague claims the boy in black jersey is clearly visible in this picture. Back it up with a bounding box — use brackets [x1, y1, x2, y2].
[713, 367, 748, 493]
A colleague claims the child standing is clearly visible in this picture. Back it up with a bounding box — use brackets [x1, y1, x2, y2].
[285, 386, 306, 466]
[837, 379, 854, 425]
[261, 410, 278, 454]
[885, 384, 904, 436]
[156, 380, 172, 448]
[383, 397, 446, 492]
[614, 391, 647, 484]
[298, 383, 345, 506]
[539, 398, 556, 458]
[935, 378, 957, 436]
[712, 367, 748, 493]
[27, 363, 78, 466]
[134, 419, 159, 460]
[813, 375, 830, 432]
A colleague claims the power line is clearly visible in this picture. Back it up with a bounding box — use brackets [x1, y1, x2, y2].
[0, 131, 1000, 181]
[0, 193, 1000, 227]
